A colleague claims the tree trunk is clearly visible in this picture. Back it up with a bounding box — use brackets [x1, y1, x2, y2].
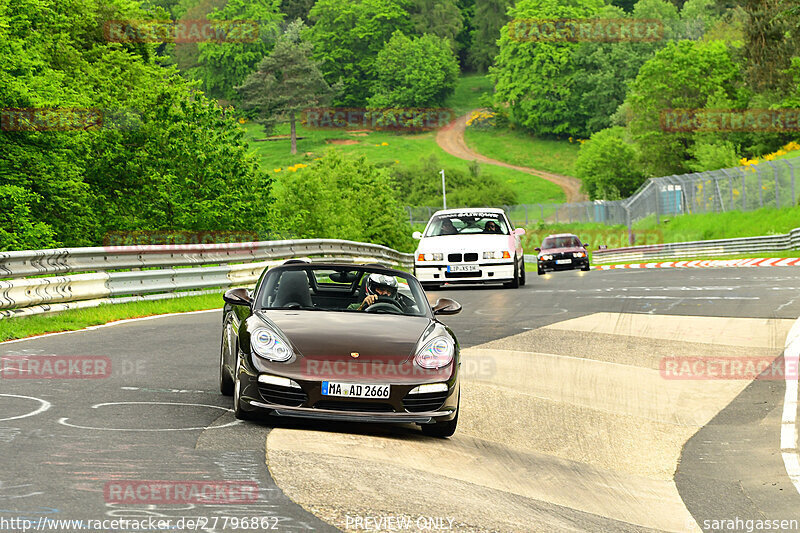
[290, 112, 297, 155]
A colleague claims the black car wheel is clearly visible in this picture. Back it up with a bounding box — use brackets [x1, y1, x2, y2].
[233, 355, 255, 421]
[504, 258, 520, 288]
[219, 319, 234, 396]
[537, 266, 545, 275]
[519, 259, 526, 286]
[421, 403, 459, 438]
[581, 264, 591, 271]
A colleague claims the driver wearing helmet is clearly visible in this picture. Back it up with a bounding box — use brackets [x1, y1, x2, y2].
[349, 273, 402, 311]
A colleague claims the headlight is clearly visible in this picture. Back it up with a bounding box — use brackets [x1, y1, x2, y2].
[483, 251, 511, 259]
[415, 336, 454, 369]
[251, 327, 293, 362]
[417, 253, 443, 261]
[573, 252, 587, 258]
[539, 254, 553, 261]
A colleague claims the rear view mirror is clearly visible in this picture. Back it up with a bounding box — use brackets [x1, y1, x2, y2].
[534, 247, 541, 252]
[513, 228, 525, 235]
[223, 287, 252, 307]
[412, 231, 423, 240]
[432, 298, 462, 316]
[583, 242, 589, 248]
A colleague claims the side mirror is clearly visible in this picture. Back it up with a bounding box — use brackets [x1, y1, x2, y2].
[534, 247, 541, 252]
[513, 228, 525, 235]
[432, 297, 462, 316]
[583, 242, 589, 248]
[412, 231, 423, 240]
[223, 287, 252, 307]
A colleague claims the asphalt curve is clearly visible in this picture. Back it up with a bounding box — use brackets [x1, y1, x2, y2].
[2, 267, 800, 532]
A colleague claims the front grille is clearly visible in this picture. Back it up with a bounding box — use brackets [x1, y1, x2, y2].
[464, 253, 478, 262]
[403, 391, 448, 412]
[448, 253, 462, 262]
[314, 401, 394, 413]
[445, 271, 481, 278]
[258, 384, 308, 407]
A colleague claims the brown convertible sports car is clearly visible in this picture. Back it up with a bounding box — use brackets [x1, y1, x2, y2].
[219, 261, 462, 437]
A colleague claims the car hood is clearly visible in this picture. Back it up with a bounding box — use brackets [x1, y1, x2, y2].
[259, 310, 431, 363]
[416, 234, 515, 254]
[539, 247, 585, 255]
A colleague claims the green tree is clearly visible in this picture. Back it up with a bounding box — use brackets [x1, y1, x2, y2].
[368, 32, 460, 108]
[238, 20, 337, 154]
[0, 186, 58, 251]
[0, 0, 272, 248]
[309, 0, 411, 106]
[738, 0, 800, 93]
[467, 0, 511, 72]
[575, 127, 645, 199]
[409, 0, 463, 45]
[625, 40, 743, 176]
[193, 0, 283, 102]
[271, 152, 414, 251]
[491, 0, 605, 136]
[279, 0, 316, 21]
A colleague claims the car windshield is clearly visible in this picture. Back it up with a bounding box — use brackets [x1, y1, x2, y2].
[424, 212, 509, 237]
[542, 236, 582, 249]
[257, 266, 429, 316]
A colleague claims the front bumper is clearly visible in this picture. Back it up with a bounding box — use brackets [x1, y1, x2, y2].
[236, 354, 459, 424]
[538, 257, 589, 272]
[415, 261, 515, 283]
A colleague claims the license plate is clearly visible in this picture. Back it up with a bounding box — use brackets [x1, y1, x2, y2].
[321, 381, 390, 399]
[447, 265, 479, 272]
[556, 259, 572, 265]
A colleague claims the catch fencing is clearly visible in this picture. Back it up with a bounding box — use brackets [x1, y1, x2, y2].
[405, 156, 800, 228]
[0, 239, 414, 319]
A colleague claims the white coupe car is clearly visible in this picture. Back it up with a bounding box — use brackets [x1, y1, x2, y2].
[412, 208, 526, 289]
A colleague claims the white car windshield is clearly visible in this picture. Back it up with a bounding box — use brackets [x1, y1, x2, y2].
[424, 212, 509, 237]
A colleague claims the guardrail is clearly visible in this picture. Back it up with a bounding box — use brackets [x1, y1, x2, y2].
[0, 239, 415, 319]
[591, 228, 800, 264]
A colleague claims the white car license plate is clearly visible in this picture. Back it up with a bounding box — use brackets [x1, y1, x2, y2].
[321, 381, 390, 399]
[556, 259, 572, 265]
[447, 265, 479, 272]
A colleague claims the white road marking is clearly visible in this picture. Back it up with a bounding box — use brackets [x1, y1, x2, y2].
[782, 316, 800, 494]
[57, 401, 241, 431]
[577, 295, 759, 300]
[0, 394, 51, 422]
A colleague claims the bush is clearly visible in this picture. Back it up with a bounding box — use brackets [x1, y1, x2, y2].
[271, 151, 414, 251]
[575, 127, 645, 200]
[390, 156, 517, 207]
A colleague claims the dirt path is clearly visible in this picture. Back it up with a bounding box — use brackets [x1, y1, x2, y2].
[436, 110, 587, 203]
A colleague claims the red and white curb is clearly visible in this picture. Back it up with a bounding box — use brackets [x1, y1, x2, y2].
[593, 258, 800, 270]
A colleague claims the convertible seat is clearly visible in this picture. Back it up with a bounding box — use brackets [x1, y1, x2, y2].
[273, 271, 313, 308]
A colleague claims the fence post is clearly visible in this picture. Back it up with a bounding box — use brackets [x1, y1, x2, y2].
[757, 165, 763, 207]
[525, 205, 529, 226]
[789, 160, 796, 206]
[655, 185, 660, 225]
[740, 168, 747, 211]
[767, 160, 779, 209]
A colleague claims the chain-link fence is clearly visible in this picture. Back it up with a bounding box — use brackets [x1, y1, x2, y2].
[405, 156, 800, 228]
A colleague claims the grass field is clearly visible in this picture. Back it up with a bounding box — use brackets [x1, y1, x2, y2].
[463, 127, 582, 177]
[0, 293, 223, 342]
[243, 107, 565, 206]
[443, 73, 494, 116]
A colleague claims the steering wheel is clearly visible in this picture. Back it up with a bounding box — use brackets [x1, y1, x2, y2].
[364, 296, 404, 314]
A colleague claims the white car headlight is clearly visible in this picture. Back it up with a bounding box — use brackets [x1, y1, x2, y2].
[573, 251, 587, 258]
[540, 254, 553, 261]
[418, 253, 443, 261]
[251, 327, 293, 362]
[415, 336, 454, 369]
[483, 251, 510, 259]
